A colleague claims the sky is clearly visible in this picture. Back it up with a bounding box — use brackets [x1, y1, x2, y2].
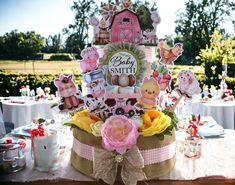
[0, 0, 234, 42]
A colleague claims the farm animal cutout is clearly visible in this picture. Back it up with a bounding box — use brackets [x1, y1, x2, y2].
[54, 74, 84, 111]
[84, 79, 106, 114]
[79, 47, 99, 73]
[159, 40, 183, 65]
[139, 77, 160, 109]
[175, 70, 201, 99]
[151, 63, 172, 91]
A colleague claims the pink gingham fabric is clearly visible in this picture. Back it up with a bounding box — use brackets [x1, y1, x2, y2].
[141, 142, 176, 165]
[73, 137, 93, 161]
[72, 137, 176, 165]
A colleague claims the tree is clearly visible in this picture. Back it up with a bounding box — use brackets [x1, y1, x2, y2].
[105, 0, 158, 12]
[0, 30, 44, 60]
[196, 30, 235, 87]
[175, 0, 235, 64]
[43, 34, 63, 53]
[63, 0, 98, 55]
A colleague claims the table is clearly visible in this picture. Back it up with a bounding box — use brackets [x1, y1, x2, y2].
[2, 99, 58, 128]
[0, 107, 5, 136]
[177, 101, 235, 129]
[1, 117, 235, 184]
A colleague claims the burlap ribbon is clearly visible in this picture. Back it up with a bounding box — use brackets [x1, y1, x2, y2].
[92, 146, 146, 185]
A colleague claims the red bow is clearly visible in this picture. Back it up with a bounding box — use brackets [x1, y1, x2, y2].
[31, 124, 45, 152]
[31, 124, 45, 137]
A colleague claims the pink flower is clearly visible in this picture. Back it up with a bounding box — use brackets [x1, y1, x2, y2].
[101, 115, 139, 154]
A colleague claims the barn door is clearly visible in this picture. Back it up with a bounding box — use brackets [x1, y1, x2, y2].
[119, 29, 133, 43]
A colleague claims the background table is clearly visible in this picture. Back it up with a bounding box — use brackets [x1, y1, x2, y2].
[176, 101, 235, 129]
[2, 99, 58, 128]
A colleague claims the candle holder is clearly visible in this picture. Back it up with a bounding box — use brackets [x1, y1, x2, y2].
[31, 129, 60, 172]
[184, 136, 202, 158]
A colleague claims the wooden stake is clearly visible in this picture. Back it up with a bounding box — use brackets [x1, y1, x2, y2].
[169, 95, 183, 113]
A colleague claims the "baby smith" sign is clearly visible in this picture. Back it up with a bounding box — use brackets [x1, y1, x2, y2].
[108, 52, 137, 75]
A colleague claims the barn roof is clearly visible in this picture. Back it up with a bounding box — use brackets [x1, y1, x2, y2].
[109, 9, 141, 29]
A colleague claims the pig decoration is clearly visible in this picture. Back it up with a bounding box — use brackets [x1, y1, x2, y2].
[79, 47, 99, 73]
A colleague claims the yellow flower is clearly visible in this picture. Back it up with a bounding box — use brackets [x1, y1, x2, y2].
[71, 110, 101, 133]
[139, 110, 171, 136]
[90, 121, 103, 136]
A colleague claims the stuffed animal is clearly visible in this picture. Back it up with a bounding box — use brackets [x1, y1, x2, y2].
[159, 40, 183, 65]
[54, 74, 84, 111]
[79, 47, 99, 73]
[139, 77, 160, 109]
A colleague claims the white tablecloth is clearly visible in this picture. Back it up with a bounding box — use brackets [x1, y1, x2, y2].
[177, 101, 235, 129]
[1, 117, 235, 182]
[0, 108, 6, 137]
[2, 99, 58, 128]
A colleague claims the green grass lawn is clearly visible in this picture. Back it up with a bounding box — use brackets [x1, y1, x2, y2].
[0, 60, 205, 75]
[0, 60, 79, 74]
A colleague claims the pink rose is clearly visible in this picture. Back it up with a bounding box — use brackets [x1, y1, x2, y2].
[101, 115, 139, 154]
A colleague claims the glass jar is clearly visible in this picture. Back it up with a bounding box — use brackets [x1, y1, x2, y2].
[0, 144, 26, 173]
[184, 136, 202, 158]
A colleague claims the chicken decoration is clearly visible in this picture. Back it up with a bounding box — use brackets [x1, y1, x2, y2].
[159, 40, 183, 65]
[121, 0, 132, 9]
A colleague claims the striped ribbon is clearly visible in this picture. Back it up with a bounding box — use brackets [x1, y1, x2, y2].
[72, 137, 176, 165]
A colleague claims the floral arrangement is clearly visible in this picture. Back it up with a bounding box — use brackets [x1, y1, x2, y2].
[64, 108, 177, 185]
[20, 85, 30, 96]
[66, 108, 177, 141]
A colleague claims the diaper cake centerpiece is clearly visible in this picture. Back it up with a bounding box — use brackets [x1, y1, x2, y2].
[54, 1, 201, 184]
